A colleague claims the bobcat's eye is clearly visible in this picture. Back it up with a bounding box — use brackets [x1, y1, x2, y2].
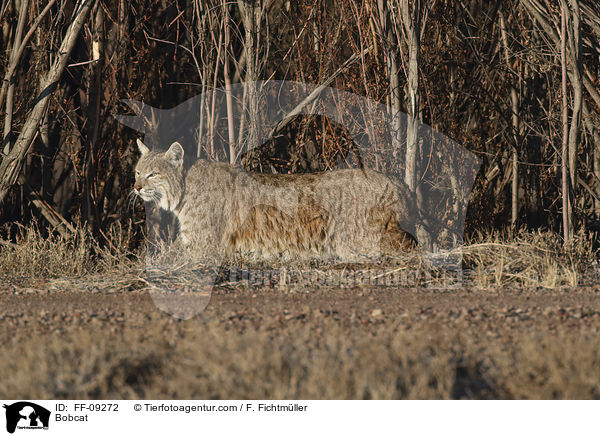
[146, 172, 159, 178]
[135, 170, 140, 176]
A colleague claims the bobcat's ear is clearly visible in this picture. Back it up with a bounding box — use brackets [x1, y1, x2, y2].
[166, 142, 184, 167]
[136, 138, 150, 156]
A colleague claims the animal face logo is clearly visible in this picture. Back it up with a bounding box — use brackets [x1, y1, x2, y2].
[3, 402, 50, 433]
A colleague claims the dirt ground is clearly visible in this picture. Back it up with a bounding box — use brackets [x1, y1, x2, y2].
[1, 279, 600, 399]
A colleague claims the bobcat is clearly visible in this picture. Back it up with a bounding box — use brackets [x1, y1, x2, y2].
[133, 139, 416, 262]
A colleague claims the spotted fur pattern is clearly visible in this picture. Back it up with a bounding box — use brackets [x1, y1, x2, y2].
[134, 139, 416, 261]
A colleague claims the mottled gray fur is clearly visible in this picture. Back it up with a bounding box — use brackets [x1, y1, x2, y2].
[134, 139, 416, 262]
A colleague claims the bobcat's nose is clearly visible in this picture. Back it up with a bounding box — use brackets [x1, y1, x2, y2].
[134, 183, 141, 191]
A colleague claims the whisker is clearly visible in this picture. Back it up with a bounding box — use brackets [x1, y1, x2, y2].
[129, 191, 138, 212]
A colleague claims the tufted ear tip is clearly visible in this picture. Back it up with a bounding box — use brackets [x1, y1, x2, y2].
[136, 138, 150, 155]
[166, 142, 184, 167]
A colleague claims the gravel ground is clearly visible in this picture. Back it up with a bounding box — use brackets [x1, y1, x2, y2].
[2, 285, 600, 341]
[1, 282, 600, 399]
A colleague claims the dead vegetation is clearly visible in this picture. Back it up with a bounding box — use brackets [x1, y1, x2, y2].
[1, 313, 600, 400]
[0, 223, 143, 292]
[0, 225, 96, 278]
[1, 226, 596, 291]
[462, 230, 597, 289]
[0, 228, 598, 399]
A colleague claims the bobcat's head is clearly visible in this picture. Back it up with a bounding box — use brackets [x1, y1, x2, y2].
[134, 139, 185, 211]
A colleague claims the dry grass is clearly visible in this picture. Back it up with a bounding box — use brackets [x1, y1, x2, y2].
[1, 226, 599, 399]
[0, 226, 597, 292]
[0, 225, 95, 278]
[1, 319, 599, 399]
[462, 229, 597, 289]
[0, 223, 141, 283]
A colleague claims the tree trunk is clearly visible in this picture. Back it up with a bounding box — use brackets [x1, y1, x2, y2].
[83, 2, 104, 230]
[238, 0, 262, 156]
[499, 11, 521, 229]
[561, 0, 571, 242]
[2, 0, 28, 155]
[567, 0, 582, 230]
[376, 0, 403, 158]
[0, 0, 96, 206]
[222, 0, 236, 164]
[402, 0, 421, 191]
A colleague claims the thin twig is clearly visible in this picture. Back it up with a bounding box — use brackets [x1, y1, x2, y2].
[269, 45, 373, 139]
[0, 0, 59, 116]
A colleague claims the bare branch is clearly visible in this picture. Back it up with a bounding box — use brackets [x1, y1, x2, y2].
[269, 45, 373, 138]
[0, 0, 97, 205]
[0, 0, 59, 118]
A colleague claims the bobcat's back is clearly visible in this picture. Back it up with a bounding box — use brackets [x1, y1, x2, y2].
[134, 140, 416, 262]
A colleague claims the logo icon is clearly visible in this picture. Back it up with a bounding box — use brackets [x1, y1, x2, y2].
[3, 402, 50, 434]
